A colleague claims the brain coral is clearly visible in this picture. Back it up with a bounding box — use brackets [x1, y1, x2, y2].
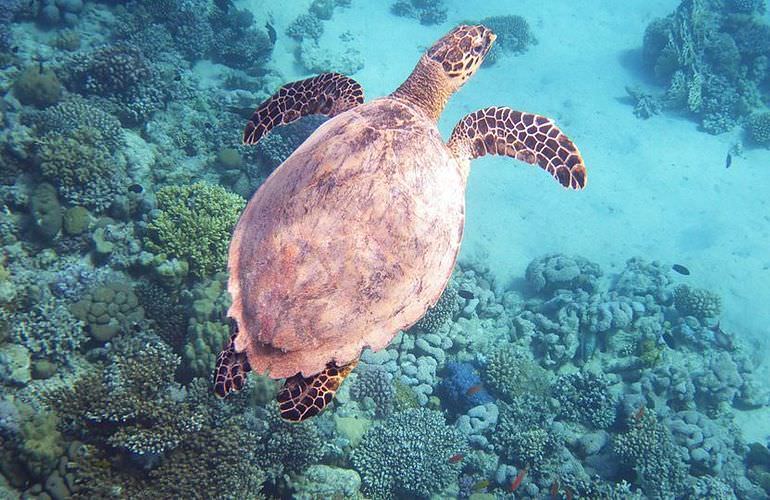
[352, 408, 467, 499]
[144, 182, 245, 279]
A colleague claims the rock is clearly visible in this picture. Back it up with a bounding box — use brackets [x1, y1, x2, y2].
[31, 360, 57, 380]
[334, 415, 371, 447]
[0, 344, 31, 385]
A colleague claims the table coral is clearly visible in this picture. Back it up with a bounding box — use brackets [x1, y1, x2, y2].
[352, 408, 467, 499]
[144, 182, 245, 278]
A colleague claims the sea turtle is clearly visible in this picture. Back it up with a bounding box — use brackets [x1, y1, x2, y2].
[214, 25, 587, 422]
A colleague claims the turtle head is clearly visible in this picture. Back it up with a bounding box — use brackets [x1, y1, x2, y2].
[426, 24, 496, 89]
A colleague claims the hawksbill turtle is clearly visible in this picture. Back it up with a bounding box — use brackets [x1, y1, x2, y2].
[214, 25, 587, 422]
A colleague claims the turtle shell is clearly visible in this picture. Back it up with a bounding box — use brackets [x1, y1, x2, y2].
[227, 97, 467, 379]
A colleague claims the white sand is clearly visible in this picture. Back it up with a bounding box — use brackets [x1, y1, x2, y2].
[242, 0, 770, 380]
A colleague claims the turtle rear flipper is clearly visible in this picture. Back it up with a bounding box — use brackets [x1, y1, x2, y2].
[447, 106, 587, 189]
[277, 361, 358, 422]
[214, 332, 251, 397]
[243, 73, 365, 145]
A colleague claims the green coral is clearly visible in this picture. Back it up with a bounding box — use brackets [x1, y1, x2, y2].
[17, 405, 64, 480]
[70, 281, 145, 342]
[673, 284, 722, 320]
[483, 345, 552, 401]
[62, 205, 91, 236]
[13, 66, 62, 108]
[182, 273, 231, 376]
[746, 111, 770, 146]
[29, 182, 62, 241]
[34, 125, 124, 212]
[145, 182, 245, 278]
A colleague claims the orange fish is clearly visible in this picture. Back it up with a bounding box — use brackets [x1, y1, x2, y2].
[466, 384, 483, 397]
[550, 479, 560, 498]
[565, 486, 574, 500]
[448, 453, 464, 464]
[634, 405, 646, 423]
[509, 465, 529, 492]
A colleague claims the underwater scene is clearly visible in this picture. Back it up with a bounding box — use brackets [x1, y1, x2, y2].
[1, 0, 770, 498]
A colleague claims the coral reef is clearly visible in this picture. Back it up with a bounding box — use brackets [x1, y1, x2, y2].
[70, 280, 145, 342]
[674, 284, 722, 320]
[352, 408, 467, 498]
[612, 411, 689, 498]
[746, 111, 770, 146]
[144, 182, 245, 279]
[391, 0, 447, 25]
[553, 370, 617, 429]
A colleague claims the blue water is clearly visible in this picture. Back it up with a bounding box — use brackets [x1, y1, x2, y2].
[1, 0, 769, 498]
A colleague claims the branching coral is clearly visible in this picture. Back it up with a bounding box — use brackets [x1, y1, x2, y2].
[411, 285, 458, 334]
[673, 284, 722, 320]
[352, 408, 467, 499]
[47, 334, 205, 460]
[34, 125, 126, 212]
[350, 364, 395, 417]
[144, 182, 245, 278]
[10, 293, 85, 364]
[553, 370, 617, 429]
[612, 411, 688, 499]
[482, 346, 551, 402]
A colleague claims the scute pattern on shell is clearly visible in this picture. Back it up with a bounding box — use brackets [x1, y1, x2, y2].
[227, 98, 467, 378]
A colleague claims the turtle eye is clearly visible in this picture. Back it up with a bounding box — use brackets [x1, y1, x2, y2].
[472, 44, 483, 55]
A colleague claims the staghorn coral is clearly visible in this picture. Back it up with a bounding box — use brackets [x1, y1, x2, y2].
[352, 408, 467, 499]
[144, 182, 245, 278]
[553, 370, 617, 429]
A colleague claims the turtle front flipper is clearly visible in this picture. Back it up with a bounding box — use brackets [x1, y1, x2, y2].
[243, 73, 365, 145]
[213, 331, 251, 397]
[447, 107, 587, 189]
[277, 360, 358, 422]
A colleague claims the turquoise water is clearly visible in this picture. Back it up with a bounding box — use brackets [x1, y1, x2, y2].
[1, 0, 769, 498]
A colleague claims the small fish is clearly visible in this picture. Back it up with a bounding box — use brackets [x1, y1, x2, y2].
[509, 466, 528, 492]
[472, 479, 489, 491]
[672, 264, 690, 276]
[128, 183, 143, 193]
[204, 122, 213, 129]
[725, 153, 732, 169]
[565, 486, 574, 500]
[448, 453, 464, 464]
[457, 289, 474, 300]
[11, 46, 18, 53]
[550, 479, 560, 498]
[633, 405, 645, 423]
[174, 73, 182, 81]
[465, 384, 483, 397]
[265, 21, 277, 45]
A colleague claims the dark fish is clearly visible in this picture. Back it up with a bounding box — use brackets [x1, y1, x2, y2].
[204, 122, 213, 129]
[174, 73, 182, 81]
[448, 453, 464, 464]
[214, 0, 233, 12]
[128, 183, 143, 193]
[265, 21, 277, 45]
[11, 46, 18, 53]
[672, 264, 690, 275]
[457, 289, 474, 300]
[725, 153, 732, 169]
